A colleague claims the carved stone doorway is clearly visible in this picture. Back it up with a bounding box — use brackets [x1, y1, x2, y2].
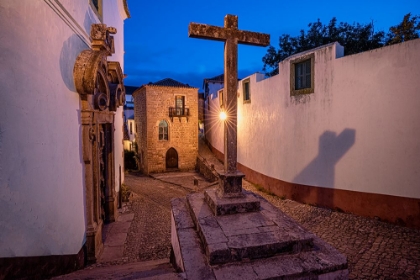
[73, 24, 125, 263]
[166, 147, 178, 169]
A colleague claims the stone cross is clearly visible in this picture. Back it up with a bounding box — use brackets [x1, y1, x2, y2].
[189, 15, 269, 196]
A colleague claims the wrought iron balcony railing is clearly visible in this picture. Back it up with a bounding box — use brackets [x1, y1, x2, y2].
[169, 107, 190, 122]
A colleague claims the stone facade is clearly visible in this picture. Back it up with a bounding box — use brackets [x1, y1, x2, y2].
[133, 79, 198, 174]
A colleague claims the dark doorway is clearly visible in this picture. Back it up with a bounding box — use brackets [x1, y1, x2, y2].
[166, 147, 178, 169]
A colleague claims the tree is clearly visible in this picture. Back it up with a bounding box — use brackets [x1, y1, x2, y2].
[262, 17, 386, 76]
[386, 13, 420, 45]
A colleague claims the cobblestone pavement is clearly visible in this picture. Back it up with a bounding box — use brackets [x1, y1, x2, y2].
[197, 138, 420, 279]
[120, 172, 420, 279]
[70, 137, 419, 279]
[123, 173, 192, 263]
[242, 181, 420, 280]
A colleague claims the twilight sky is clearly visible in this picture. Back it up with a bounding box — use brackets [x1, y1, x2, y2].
[124, 0, 419, 90]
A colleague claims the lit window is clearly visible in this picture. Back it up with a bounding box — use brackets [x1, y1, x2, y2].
[218, 89, 224, 108]
[290, 53, 315, 96]
[159, 120, 168, 141]
[243, 78, 250, 103]
[175, 96, 185, 115]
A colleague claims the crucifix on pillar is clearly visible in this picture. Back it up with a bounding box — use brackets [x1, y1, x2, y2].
[189, 15, 270, 198]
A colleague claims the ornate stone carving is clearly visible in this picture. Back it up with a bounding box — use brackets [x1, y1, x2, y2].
[73, 23, 125, 263]
[91, 24, 116, 54]
[73, 24, 125, 111]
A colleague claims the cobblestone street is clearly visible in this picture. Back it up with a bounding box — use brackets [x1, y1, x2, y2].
[123, 173, 192, 262]
[59, 140, 420, 279]
[119, 171, 420, 280]
[242, 180, 420, 280]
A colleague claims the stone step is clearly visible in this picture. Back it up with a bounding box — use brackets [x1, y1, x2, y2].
[171, 195, 349, 279]
[187, 192, 314, 265]
[204, 189, 260, 216]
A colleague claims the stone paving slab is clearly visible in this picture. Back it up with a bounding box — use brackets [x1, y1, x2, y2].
[152, 171, 216, 192]
[99, 212, 134, 263]
[54, 259, 182, 280]
[171, 198, 216, 280]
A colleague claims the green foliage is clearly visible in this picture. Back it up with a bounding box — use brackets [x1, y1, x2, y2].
[124, 150, 138, 171]
[386, 13, 420, 45]
[263, 14, 419, 77]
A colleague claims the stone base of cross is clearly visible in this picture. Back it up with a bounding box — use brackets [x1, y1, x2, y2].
[218, 171, 245, 197]
[189, 15, 269, 198]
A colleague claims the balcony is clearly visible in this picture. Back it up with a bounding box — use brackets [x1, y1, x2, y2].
[169, 107, 190, 122]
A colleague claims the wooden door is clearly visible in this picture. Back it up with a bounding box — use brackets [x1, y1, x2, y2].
[166, 147, 178, 169]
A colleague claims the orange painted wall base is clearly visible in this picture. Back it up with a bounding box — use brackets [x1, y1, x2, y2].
[207, 143, 420, 229]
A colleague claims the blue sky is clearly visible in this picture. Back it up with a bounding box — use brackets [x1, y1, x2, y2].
[124, 0, 419, 90]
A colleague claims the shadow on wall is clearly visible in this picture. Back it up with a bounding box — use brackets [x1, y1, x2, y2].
[293, 129, 356, 208]
[60, 34, 88, 92]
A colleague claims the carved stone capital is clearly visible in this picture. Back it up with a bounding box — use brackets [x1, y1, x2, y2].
[74, 50, 109, 96]
[91, 24, 116, 55]
[73, 24, 125, 112]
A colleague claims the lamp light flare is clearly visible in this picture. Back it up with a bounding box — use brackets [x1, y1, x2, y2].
[219, 111, 227, 121]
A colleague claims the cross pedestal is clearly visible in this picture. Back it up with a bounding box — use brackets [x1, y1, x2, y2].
[189, 14, 269, 200]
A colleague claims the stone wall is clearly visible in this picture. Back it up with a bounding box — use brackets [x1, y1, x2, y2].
[133, 87, 148, 171]
[134, 85, 198, 174]
[198, 94, 204, 122]
[195, 155, 218, 182]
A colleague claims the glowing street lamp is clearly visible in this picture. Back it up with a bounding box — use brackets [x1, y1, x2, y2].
[219, 110, 227, 121]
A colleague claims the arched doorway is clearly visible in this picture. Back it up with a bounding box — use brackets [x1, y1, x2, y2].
[166, 147, 178, 169]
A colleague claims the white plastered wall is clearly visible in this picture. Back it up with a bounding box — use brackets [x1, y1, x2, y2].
[206, 40, 420, 199]
[0, 0, 126, 257]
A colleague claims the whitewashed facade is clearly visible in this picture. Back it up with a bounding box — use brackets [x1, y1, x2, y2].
[0, 0, 129, 277]
[205, 39, 420, 228]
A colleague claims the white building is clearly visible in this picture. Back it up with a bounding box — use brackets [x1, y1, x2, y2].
[124, 85, 137, 151]
[205, 39, 420, 229]
[0, 1, 129, 278]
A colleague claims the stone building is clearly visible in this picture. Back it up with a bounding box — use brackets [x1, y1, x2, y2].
[0, 1, 129, 278]
[133, 78, 198, 174]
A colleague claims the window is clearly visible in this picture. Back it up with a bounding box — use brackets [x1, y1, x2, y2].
[243, 78, 250, 103]
[129, 122, 133, 134]
[159, 120, 168, 141]
[290, 53, 315, 96]
[175, 95, 185, 115]
[218, 89, 224, 108]
[90, 0, 103, 21]
[295, 59, 311, 90]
